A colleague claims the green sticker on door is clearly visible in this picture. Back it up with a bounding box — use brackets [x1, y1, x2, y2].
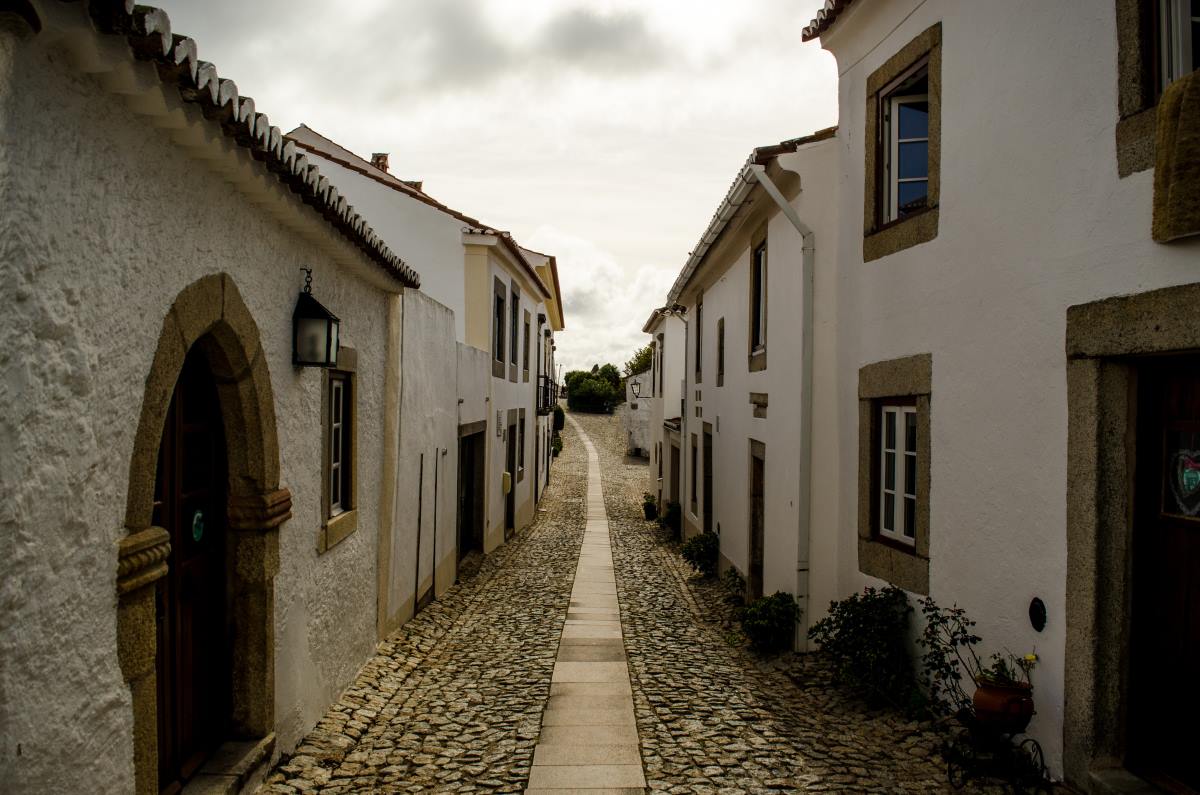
[191, 509, 205, 542]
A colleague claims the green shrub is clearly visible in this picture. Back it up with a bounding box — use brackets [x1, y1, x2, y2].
[722, 566, 747, 603]
[552, 404, 565, 431]
[566, 376, 617, 413]
[807, 585, 918, 709]
[659, 501, 682, 539]
[551, 432, 563, 457]
[681, 531, 719, 577]
[742, 592, 800, 653]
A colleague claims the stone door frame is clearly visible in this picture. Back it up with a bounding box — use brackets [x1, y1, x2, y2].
[1064, 281, 1200, 790]
[117, 273, 290, 794]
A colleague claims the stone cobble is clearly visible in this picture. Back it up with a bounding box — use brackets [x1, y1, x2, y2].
[259, 420, 588, 794]
[569, 410, 991, 794]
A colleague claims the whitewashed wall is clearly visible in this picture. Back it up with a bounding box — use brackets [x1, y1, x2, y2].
[295, 148, 469, 344]
[384, 291, 458, 629]
[622, 374, 651, 457]
[0, 35, 396, 791]
[822, 0, 1200, 775]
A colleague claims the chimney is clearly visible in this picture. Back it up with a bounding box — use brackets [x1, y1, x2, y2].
[370, 152, 389, 172]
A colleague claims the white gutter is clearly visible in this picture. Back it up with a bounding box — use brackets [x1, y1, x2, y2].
[666, 163, 758, 305]
[749, 163, 816, 652]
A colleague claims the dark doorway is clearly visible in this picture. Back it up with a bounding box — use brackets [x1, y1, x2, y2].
[505, 423, 517, 539]
[534, 428, 540, 504]
[457, 430, 485, 562]
[154, 347, 229, 794]
[1129, 358, 1200, 792]
[749, 442, 765, 600]
[669, 443, 680, 506]
[703, 425, 714, 535]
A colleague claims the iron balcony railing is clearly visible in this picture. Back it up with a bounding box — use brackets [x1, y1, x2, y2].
[537, 374, 559, 415]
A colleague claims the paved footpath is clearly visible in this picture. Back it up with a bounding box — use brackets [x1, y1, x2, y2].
[264, 411, 988, 793]
[525, 417, 647, 792]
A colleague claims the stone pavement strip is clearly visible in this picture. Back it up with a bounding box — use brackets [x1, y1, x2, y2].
[263, 409, 994, 793]
[525, 417, 648, 794]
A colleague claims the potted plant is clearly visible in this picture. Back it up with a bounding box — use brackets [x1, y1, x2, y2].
[919, 598, 1038, 733]
[642, 492, 658, 521]
[972, 652, 1037, 734]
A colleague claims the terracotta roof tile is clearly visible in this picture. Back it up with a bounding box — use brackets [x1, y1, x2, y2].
[802, 0, 855, 42]
[68, 0, 420, 288]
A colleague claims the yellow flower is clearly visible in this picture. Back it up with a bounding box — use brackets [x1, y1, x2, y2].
[1024, 653, 1038, 663]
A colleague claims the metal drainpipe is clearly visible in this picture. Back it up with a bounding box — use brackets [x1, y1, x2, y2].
[749, 162, 816, 651]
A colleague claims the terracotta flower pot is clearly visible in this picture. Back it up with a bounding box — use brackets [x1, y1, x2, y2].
[972, 680, 1034, 734]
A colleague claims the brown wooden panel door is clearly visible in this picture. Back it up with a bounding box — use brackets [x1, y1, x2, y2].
[749, 450, 765, 600]
[505, 424, 517, 538]
[703, 426, 714, 535]
[1131, 358, 1200, 792]
[154, 349, 228, 794]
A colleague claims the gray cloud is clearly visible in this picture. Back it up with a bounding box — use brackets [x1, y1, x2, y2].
[539, 9, 664, 73]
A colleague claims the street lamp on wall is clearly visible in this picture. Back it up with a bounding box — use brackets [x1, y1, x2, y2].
[631, 378, 642, 399]
[293, 268, 340, 368]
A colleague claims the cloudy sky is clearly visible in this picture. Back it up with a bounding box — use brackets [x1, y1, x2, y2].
[156, 0, 838, 374]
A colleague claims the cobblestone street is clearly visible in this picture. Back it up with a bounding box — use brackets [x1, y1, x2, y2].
[264, 410, 979, 794]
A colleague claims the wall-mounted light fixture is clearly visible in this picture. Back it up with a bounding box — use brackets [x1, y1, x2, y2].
[631, 378, 642, 398]
[293, 268, 340, 368]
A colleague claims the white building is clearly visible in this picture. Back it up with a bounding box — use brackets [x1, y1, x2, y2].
[643, 309, 687, 511]
[666, 130, 839, 630]
[0, 3, 426, 792]
[621, 367, 652, 458]
[288, 127, 566, 622]
[803, 1, 1198, 787]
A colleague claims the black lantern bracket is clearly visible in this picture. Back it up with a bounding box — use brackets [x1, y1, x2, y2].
[293, 267, 341, 368]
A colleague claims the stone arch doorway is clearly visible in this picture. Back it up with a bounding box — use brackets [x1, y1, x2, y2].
[117, 273, 291, 795]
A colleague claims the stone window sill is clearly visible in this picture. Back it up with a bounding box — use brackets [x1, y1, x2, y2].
[857, 537, 929, 595]
[863, 207, 939, 262]
[318, 508, 358, 554]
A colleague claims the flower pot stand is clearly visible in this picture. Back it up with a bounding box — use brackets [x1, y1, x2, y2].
[941, 710, 1050, 794]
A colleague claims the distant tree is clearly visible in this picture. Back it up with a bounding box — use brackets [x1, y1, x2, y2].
[564, 370, 589, 393]
[567, 376, 618, 413]
[624, 344, 653, 377]
[597, 363, 621, 391]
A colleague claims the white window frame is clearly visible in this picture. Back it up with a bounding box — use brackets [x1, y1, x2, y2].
[329, 374, 348, 517]
[885, 92, 930, 223]
[751, 243, 767, 352]
[879, 404, 917, 546]
[1160, 0, 1198, 89]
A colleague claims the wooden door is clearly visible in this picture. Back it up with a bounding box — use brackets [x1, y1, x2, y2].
[749, 449, 765, 600]
[703, 425, 714, 534]
[670, 444, 680, 506]
[505, 424, 517, 538]
[154, 349, 228, 794]
[1130, 358, 1200, 792]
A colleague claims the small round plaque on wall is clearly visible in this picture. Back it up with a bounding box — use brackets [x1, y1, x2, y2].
[1029, 597, 1047, 633]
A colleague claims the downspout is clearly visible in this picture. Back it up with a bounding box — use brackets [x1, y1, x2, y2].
[749, 163, 816, 651]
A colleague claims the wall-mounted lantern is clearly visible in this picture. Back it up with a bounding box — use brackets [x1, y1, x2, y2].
[293, 268, 340, 368]
[631, 378, 642, 398]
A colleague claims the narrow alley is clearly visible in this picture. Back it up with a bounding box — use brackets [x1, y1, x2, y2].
[262, 412, 964, 794]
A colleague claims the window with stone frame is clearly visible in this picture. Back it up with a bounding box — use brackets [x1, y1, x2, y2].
[695, 296, 704, 385]
[863, 24, 942, 262]
[717, 317, 725, 387]
[320, 347, 359, 553]
[509, 284, 519, 370]
[492, 277, 506, 379]
[523, 310, 531, 381]
[857, 354, 931, 594]
[1116, 0, 1200, 176]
